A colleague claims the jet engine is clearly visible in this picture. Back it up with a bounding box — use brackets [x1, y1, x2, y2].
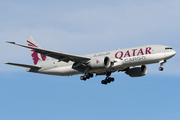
[125, 65, 147, 77]
[89, 56, 111, 69]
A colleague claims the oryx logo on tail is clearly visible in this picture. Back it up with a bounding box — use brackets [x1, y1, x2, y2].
[27, 40, 47, 65]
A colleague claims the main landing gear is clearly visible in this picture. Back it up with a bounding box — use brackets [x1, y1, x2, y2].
[80, 73, 94, 81]
[80, 67, 93, 81]
[101, 72, 114, 85]
[159, 60, 166, 71]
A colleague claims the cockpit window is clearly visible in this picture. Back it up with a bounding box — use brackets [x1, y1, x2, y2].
[165, 47, 172, 50]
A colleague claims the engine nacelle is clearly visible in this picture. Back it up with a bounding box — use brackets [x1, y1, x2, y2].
[89, 56, 111, 69]
[125, 65, 147, 77]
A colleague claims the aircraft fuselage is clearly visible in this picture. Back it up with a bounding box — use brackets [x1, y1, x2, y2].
[29, 44, 175, 76]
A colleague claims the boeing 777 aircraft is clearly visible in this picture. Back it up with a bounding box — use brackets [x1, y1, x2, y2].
[6, 36, 176, 85]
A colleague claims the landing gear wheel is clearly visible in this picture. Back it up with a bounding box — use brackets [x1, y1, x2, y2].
[159, 67, 164, 71]
[101, 80, 107, 85]
[104, 81, 107, 85]
[80, 76, 84, 80]
[85, 74, 90, 79]
[80, 76, 86, 81]
[101, 77, 115, 85]
[80, 73, 94, 81]
[101, 80, 105, 84]
[107, 79, 111, 83]
[109, 77, 114, 82]
[89, 74, 94, 78]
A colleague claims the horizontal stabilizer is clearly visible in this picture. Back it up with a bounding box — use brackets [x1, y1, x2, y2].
[5, 62, 41, 69]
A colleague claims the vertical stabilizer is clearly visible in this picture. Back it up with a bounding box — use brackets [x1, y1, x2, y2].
[26, 36, 52, 65]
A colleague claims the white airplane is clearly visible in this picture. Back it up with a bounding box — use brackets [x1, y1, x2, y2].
[6, 36, 176, 85]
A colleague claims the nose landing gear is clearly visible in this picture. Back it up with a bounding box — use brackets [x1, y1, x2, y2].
[159, 60, 166, 71]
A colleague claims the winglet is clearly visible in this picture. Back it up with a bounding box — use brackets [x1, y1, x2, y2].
[6, 41, 15, 44]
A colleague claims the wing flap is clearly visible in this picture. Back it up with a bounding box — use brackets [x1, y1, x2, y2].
[5, 62, 42, 69]
[6, 41, 91, 62]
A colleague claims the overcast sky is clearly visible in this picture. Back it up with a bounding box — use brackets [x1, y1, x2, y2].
[0, 0, 180, 120]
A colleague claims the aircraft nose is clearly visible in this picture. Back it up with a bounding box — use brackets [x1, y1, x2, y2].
[168, 50, 176, 58]
[164, 50, 176, 59]
[172, 50, 176, 56]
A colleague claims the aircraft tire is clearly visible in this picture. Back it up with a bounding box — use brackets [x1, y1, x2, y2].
[107, 79, 111, 83]
[110, 77, 114, 82]
[101, 80, 108, 85]
[90, 74, 94, 78]
[159, 67, 164, 71]
[80, 76, 86, 81]
[80, 76, 84, 80]
[101, 80, 105, 84]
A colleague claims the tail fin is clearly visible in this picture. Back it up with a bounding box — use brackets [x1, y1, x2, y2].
[26, 36, 52, 65]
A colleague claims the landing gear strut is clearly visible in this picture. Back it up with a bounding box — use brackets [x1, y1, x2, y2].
[80, 73, 93, 81]
[101, 72, 115, 85]
[159, 60, 166, 71]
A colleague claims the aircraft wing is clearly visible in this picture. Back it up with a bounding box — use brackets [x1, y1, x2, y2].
[6, 41, 91, 62]
[5, 62, 42, 69]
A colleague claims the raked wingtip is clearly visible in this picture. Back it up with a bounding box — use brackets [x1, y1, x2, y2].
[6, 41, 15, 44]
